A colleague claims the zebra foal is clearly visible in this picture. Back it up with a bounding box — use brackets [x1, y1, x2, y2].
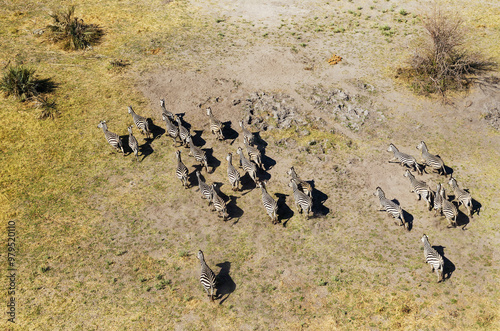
[127, 126, 139, 161]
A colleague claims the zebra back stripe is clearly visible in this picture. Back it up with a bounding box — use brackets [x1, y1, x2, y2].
[197, 250, 217, 301]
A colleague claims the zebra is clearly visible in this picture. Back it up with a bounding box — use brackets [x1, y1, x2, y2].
[186, 136, 209, 173]
[162, 113, 180, 146]
[257, 181, 279, 224]
[175, 150, 189, 188]
[127, 106, 151, 139]
[373, 187, 408, 230]
[206, 107, 224, 140]
[439, 186, 458, 228]
[175, 115, 191, 147]
[97, 121, 124, 156]
[197, 250, 217, 301]
[404, 169, 434, 210]
[160, 98, 174, 120]
[433, 183, 443, 217]
[239, 120, 254, 145]
[448, 177, 473, 217]
[196, 170, 212, 206]
[421, 234, 445, 283]
[416, 141, 447, 176]
[387, 143, 423, 175]
[211, 184, 228, 220]
[289, 179, 313, 218]
[127, 126, 139, 161]
[287, 166, 312, 197]
[243, 136, 263, 169]
[226, 153, 241, 191]
[236, 147, 257, 184]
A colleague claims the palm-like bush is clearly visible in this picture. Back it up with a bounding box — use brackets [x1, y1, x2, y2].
[0, 65, 38, 101]
[47, 6, 103, 50]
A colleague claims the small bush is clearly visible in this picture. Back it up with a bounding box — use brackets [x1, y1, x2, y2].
[400, 7, 496, 95]
[35, 95, 58, 120]
[0, 65, 37, 101]
[46, 6, 103, 50]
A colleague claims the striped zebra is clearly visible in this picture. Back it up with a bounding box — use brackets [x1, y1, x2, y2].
[127, 106, 151, 139]
[448, 177, 472, 217]
[236, 147, 257, 184]
[211, 184, 228, 220]
[289, 179, 313, 218]
[162, 113, 180, 146]
[421, 234, 445, 283]
[373, 187, 408, 230]
[97, 121, 124, 156]
[160, 98, 174, 120]
[196, 170, 212, 206]
[257, 181, 279, 224]
[433, 183, 443, 217]
[416, 141, 447, 176]
[243, 136, 263, 169]
[287, 167, 312, 197]
[206, 107, 224, 140]
[127, 126, 139, 162]
[175, 115, 191, 147]
[175, 150, 189, 189]
[186, 136, 209, 173]
[388, 143, 423, 175]
[226, 153, 241, 191]
[404, 169, 434, 210]
[439, 186, 458, 228]
[197, 250, 217, 301]
[239, 120, 254, 145]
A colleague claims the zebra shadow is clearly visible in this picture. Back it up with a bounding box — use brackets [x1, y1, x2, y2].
[139, 140, 154, 161]
[455, 208, 470, 230]
[203, 147, 221, 174]
[472, 198, 482, 216]
[119, 134, 134, 155]
[227, 195, 244, 222]
[309, 181, 330, 217]
[146, 119, 165, 140]
[253, 132, 268, 148]
[257, 167, 272, 182]
[432, 245, 456, 280]
[215, 261, 236, 305]
[239, 173, 257, 191]
[391, 199, 414, 231]
[261, 153, 277, 171]
[176, 113, 191, 130]
[222, 121, 239, 141]
[275, 193, 294, 227]
[191, 130, 206, 147]
[421, 164, 453, 177]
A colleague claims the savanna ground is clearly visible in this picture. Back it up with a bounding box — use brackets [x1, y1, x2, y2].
[1, 0, 500, 329]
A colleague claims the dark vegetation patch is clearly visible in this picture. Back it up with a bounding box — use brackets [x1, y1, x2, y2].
[398, 7, 496, 96]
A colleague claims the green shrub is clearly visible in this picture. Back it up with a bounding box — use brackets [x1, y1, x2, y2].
[0, 65, 37, 101]
[46, 6, 103, 50]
